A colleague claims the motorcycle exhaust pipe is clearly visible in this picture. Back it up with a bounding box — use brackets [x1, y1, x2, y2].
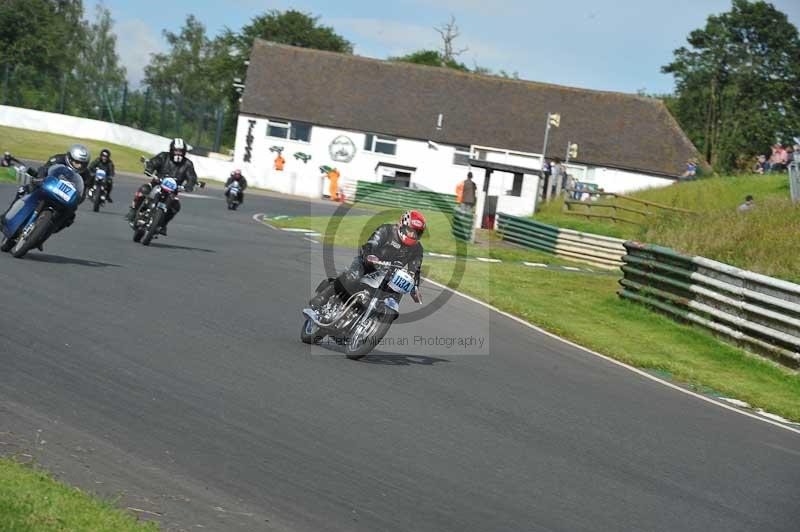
[302, 291, 367, 327]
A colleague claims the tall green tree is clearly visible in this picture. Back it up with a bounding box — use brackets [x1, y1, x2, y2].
[73, 4, 127, 119]
[662, 0, 800, 171]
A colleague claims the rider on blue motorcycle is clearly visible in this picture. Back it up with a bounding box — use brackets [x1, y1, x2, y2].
[15, 144, 89, 235]
[309, 210, 425, 310]
[225, 169, 248, 203]
[127, 138, 197, 235]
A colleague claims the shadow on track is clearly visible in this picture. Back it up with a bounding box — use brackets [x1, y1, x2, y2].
[357, 353, 450, 366]
[149, 242, 216, 253]
[26, 253, 122, 268]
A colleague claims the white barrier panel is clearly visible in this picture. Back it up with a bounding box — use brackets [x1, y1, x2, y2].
[0, 105, 232, 180]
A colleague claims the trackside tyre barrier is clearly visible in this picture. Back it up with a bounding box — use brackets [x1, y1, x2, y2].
[619, 241, 800, 369]
[495, 213, 625, 269]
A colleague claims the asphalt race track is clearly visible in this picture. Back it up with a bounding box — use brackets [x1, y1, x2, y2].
[1, 175, 799, 532]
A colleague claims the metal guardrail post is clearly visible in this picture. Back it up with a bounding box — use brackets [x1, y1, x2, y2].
[789, 162, 800, 204]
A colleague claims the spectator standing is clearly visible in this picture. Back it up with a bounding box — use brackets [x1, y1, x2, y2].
[458, 171, 477, 213]
[550, 159, 565, 198]
[737, 195, 755, 213]
[754, 154, 768, 174]
[768, 143, 787, 172]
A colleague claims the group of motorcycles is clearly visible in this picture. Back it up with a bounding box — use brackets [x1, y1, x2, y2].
[1, 158, 407, 358]
[0, 158, 240, 255]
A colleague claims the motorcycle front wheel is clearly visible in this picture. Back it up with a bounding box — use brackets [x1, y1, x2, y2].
[142, 209, 164, 246]
[345, 312, 392, 359]
[93, 185, 102, 212]
[12, 210, 53, 258]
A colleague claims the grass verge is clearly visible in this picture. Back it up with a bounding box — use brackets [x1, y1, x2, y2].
[1, 166, 16, 183]
[275, 207, 800, 421]
[0, 125, 151, 174]
[534, 174, 800, 281]
[0, 458, 158, 531]
[270, 206, 580, 267]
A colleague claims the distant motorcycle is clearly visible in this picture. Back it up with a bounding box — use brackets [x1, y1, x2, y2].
[301, 260, 414, 359]
[225, 181, 243, 210]
[130, 174, 180, 246]
[87, 168, 109, 212]
[0, 165, 81, 258]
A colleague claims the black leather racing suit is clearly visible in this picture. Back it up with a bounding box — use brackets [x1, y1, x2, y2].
[224, 176, 248, 202]
[130, 152, 197, 226]
[310, 224, 423, 308]
[86, 157, 116, 197]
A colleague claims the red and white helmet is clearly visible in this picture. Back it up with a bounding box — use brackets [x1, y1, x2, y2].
[398, 210, 426, 246]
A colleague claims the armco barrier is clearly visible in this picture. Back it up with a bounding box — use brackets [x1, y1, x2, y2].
[354, 181, 458, 212]
[452, 209, 474, 243]
[619, 242, 800, 369]
[495, 213, 625, 269]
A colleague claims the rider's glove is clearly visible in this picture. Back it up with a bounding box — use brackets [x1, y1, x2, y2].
[365, 254, 380, 264]
[411, 288, 422, 304]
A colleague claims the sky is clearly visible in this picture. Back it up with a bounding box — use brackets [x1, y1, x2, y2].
[89, 0, 800, 94]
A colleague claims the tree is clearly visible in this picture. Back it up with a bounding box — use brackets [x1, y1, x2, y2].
[435, 16, 468, 64]
[389, 50, 468, 71]
[73, 4, 127, 119]
[662, 0, 800, 172]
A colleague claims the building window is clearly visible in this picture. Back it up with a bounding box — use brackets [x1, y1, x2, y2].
[454, 145, 470, 166]
[364, 134, 397, 155]
[266, 119, 312, 142]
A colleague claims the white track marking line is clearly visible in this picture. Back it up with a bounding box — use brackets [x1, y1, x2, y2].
[303, 237, 320, 244]
[423, 277, 800, 436]
[563, 266, 581, 271]
[720, 398, 752, 408]
[252, 213, 278, 230]
[281, 228, 313, 233]
[476, 257, 502, 263]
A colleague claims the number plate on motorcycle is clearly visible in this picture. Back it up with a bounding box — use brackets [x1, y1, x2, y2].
[388, 269, 414, 294]
[53, 180, 76, 202]
[157, 202, 167, 210]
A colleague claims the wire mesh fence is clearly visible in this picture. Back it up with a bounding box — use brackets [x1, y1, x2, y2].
[1, 63, 236, 154]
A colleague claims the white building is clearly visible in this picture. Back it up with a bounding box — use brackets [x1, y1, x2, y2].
[234, 41, 704, 227]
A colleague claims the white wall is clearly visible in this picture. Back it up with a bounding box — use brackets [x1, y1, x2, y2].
[0, 105, 233, 180]
[233, 114, 480, 200]
[582, 167, 673, 193]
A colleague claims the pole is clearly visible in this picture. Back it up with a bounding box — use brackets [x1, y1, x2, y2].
[158, 94, 167, 136]
[142, 87, 151, 129]
[59, 72, 67, 113]
[542, 112, 553, 201]
[103, 90, 115, 123]
[213, 106, 224, 153]
[120, 83, 128, 125]
[565, 140, 571, 163]
[2, 63, 9, 105]
[175, 93, 183, 136]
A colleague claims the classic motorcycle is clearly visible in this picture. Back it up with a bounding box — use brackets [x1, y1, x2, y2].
[226, 181, 242, 210]
[0, 165, 81, 258]
[130, 174, 180, 246]
[87, 168, 109, 212]
[301, 260, 416, 359]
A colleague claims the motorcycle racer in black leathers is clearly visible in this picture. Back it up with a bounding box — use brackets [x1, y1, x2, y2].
[309, 210, 425, 310]
[13, 144, 90, 238]
[225, 169, 248, 203]
[86, 148, 116, 202]
[127, 138, 197, 235]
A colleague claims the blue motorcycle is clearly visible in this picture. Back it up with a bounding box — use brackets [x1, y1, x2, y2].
[0, 164, 82, 258]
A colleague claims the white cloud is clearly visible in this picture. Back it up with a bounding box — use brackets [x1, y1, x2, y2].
[115, 19, 165, 87]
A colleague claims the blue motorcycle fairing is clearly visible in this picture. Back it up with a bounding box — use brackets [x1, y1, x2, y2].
[1, 165, 81, 238]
